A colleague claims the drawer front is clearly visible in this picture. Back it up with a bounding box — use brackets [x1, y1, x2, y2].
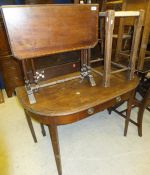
[57, 91, 132, 125]
[61, 92, 131, 124]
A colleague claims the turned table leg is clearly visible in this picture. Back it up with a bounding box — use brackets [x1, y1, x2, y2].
[48, 125, 62, 175]
[124, 90, 135, 136]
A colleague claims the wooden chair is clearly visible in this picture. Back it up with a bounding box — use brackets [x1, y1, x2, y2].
[108, 73, 150, 136]
[107, 0, 150, 136]
[115, 0, 150, 72]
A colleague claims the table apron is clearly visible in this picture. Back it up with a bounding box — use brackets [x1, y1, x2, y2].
[27, 90, 133, 125]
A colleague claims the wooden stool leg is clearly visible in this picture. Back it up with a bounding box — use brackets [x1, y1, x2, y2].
[124, 90, 135, 136]
[40, 124, 46, 136]
[24, 110, 37, 143]
[115, 18, 124, 62]
[103, 10, 115, 87]
[129, 10, 145, 80]
[48, 125, 62, 175]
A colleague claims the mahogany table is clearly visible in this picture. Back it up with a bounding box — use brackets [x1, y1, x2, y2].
[16, 72, 139, 175]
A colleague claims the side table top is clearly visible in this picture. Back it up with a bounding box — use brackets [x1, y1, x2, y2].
[16, 72, 139, 117]
[2, 4, 99, 60]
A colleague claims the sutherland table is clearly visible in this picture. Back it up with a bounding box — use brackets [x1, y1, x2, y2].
[16, 72, 139, 175]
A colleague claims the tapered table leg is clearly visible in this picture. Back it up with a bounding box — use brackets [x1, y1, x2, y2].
[124, 90, 135, 136]
[24, 110, 37, 143]
[137, 106, 144, 137]
[48, 125, 62, 175]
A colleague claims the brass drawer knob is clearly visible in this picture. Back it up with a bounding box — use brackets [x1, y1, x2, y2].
[87, 108, 95, 115]
[116, 96, 121, 103]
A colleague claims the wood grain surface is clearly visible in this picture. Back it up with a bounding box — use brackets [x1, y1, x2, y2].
[2, 4, 99, 60]
[16, 71, 139, 124]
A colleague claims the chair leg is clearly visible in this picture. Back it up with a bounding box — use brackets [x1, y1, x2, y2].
[24, 110, 37, 143]
[137, 86, 150, 136]
[124, 90, 135, 136]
